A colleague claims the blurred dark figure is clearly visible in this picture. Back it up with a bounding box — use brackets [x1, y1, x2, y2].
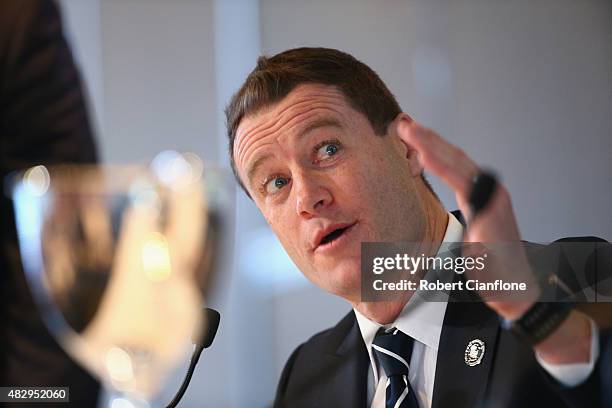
[0, 0, 100, 405]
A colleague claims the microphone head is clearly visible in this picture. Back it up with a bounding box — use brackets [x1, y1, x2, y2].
[193, 307, 220, 348]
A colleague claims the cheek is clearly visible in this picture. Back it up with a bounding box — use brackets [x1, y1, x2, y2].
[336, 159, 392, 204]
[266, 209, 305, 259]
[344, 152, 422, 235]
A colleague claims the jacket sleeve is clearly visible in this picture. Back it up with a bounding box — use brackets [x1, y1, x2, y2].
[538, 328, 610, 408]
[538, 238, 612, 407]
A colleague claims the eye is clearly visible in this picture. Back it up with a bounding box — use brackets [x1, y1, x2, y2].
[263, 175, 290, 195]
[314, 140, 342, 163]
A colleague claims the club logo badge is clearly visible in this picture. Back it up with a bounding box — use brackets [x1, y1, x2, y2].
[465, 338, 486, 367]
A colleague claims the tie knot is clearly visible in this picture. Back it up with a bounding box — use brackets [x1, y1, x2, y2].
[372, 328, 414, 377]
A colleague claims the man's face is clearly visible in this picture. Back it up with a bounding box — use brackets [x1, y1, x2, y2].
[234, 84, 428, 301]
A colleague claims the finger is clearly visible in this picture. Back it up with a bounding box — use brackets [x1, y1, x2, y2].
[398, 121, 479, 198]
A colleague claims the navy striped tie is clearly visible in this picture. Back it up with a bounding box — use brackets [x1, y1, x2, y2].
[372, 328, 419, 408]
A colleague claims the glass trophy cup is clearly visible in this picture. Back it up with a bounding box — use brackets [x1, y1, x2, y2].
[9, 152, 229, 407]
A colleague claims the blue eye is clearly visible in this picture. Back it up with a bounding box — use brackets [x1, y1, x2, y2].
[315, 141, 341, 162]
[325, 144, 338, 155]
[264, 176, 290, 195]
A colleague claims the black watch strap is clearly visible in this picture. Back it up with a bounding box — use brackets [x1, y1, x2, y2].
[503, 302, 573, 345]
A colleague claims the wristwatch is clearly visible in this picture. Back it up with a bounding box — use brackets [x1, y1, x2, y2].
[502, 301, 573, 345]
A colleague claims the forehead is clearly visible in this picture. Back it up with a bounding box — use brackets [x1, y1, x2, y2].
[233, 84, 357, 177]
[235, 84, 352, 148]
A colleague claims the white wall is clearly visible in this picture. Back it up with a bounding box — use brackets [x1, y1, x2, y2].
[100, 0, 218, 164]
[58, 0, 105, 142]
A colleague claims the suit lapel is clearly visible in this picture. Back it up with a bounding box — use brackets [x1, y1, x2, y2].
[432, 288, 500, 408]
[431, 210, 500, 408]
[320, 311, 370, 408]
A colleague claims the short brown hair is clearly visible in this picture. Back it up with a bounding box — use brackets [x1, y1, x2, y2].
[225, 47, 432, 196]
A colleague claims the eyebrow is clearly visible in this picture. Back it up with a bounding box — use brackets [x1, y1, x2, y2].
[247, 153, 273, 187]
[298, 117, 343, 139]
[245, 117, 343, 187]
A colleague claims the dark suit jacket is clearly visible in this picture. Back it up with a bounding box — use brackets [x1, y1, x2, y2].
[0, 0, 99, 405]
[274, 236, 609, 408]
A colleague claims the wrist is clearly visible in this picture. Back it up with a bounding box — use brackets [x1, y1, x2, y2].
[491, 282, 540, 320]
[535, 311, 592, 364]
[502, 301, 574, 346]
[494, 300, 535, 321]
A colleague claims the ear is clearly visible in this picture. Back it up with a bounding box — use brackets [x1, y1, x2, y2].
[389, 113, 422, 177]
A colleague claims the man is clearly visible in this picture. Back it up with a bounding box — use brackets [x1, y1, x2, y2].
[226, 47, 605, 407]
[0, 0, 100, 405]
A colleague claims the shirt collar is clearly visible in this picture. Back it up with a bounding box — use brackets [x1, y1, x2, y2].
[354, 212, 463, 373]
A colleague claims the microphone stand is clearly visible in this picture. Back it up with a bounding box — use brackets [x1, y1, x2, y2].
[165, 308, 220, 408]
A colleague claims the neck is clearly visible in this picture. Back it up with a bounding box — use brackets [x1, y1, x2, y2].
[352, 299, 410, 325]
[352, 193, 448, 324]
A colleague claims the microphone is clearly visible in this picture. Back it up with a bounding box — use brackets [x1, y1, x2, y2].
[165, 307, 221, 408]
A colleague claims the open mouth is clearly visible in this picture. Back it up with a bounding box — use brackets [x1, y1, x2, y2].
[320, 226, 350, 245]
[316, 222, 357, 251]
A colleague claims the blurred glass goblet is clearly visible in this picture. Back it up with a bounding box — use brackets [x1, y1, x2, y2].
[9, 152, 228, 407]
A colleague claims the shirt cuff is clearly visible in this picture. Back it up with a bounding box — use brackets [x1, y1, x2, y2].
[536, 316, 599, 387]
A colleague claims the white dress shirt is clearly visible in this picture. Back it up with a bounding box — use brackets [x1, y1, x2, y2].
[354, 213, 599, 408]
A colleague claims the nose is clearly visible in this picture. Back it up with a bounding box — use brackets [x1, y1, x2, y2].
[294, 172, 332, 219]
